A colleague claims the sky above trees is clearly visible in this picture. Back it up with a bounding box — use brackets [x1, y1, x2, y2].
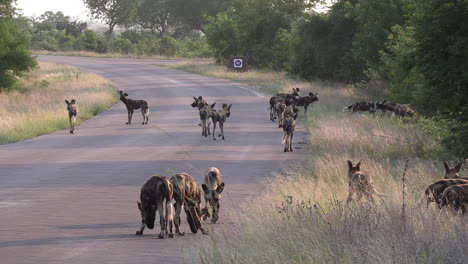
[16, 0, 88, 19]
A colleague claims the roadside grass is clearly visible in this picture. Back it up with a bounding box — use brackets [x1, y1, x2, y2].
[32, 50, 213, 62]
[0, 62, 118, 144]
[158, 63, 468, 263]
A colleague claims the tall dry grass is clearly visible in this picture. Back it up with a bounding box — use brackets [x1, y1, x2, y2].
[0, 62, 118, 144]
[165, 63, 468, 263]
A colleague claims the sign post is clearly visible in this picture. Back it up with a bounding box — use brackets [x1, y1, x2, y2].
[228, 56, 248, 72]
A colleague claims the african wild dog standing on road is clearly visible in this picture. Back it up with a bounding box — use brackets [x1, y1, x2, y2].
[346, 161, 387, 204]
[119, 90, 149, 125]
[211, 104, 232, 140]
[440, 184, 468, 214]
[273, 99, 286, 127]
[416, 178, 468, 209]
[170, 173, 209, 235]
[282, 113, 296, 152]
[65, 99, 77, 134]
[202, 167, 225, 223]
[136, 175, 174, 238]
[199, 102, 216, 138]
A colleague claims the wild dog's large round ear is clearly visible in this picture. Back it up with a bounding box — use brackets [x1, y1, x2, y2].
[137, 201, 142, 211]
[356, 161, 361, 170]
[193, 96, 197, 100]
[124, 93, 129, 97]
[71, 99, 76, 104]
[228, 104, 232, 110]
[443, 161, 450, 172]
[202, 184, 210, 195]
[119, 91, 123, 95]
[216, 182, 225, 193]
[65, 100, 70, 105]
[211, 102, 216, 108]
[347, 160, 353, 169]
[454, 161, 463, 172]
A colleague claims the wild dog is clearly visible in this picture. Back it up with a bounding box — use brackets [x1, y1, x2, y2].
[346, 161, 387, 204]
[282, 103, 299, 122]
[136, 175, 174, 238]
[378, 100, 416, 117]
[65, 99, 77, 134]
[199, 102, 216, 138]
[416, 178, 468, 209]
[443, 160, 466, 179]
[282, 114, 296, 152]
[274, 99, 286, 128]
[119, 91, 149, 125]
[269, 96, 278, 122]
[440, 184, 468, 214]
[170, 173, 209, 235]
[191, 96, 208, 127]
[343, 101, 378, 114]
[201, 167, 225, 223]
[269, 87, 301, 116]
[119, 90, 149, 125]
[296, 92, 318, 112]
[211, 104, 232, 140]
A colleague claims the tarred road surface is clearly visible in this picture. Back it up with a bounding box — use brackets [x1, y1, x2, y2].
[0, 56, 304, 264]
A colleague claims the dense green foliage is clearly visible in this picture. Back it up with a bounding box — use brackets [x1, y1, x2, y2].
[0, 0, 36, 91]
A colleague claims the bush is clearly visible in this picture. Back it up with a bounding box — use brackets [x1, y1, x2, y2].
[158, 35, 177, 56]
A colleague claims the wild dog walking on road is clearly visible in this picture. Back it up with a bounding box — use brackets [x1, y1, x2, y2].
[199, 101, 216, 138]
[119, 90, 149, 125]
[211, 103, 232, 140]
[170, 173, 209, 235]
[416, 178, 468, 209]
[440, 184, 468, 214]
[201, 167, 225, 223]
[273, 99, 286, 127]
[346, 161, 387, 204]
[65, 99, 77, 134]
[282, 113, 296, 152]
[136, 175, 174, 238]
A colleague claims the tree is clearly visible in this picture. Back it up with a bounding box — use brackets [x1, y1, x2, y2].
[167, 0, 230, 32]
[135, 0, 170, 36]
[0, 0, 36, 91]
[84, 0, 138, 36]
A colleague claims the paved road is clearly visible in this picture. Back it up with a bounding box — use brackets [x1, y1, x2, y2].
[0, 56, 304, 264]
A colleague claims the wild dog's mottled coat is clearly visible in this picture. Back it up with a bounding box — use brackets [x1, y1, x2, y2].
[343, 101, 378, 114]
[296, 92, 318, 112]
[417, 178, 468, 209]
[170, 173, 208, 235]
[346, 161, 387, 204]
[65, 99, 77, 134]
[440, 184, 468, 214]
[282, 114, 295, 152]
[199, 102, 216, 138]
[136, 175, 174, 238]
[202, 167, 225, 223]
[119, 90, 149, 124]
[211, 104, 232, 140]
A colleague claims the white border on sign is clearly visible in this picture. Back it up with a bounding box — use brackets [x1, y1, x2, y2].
[233, 59, 243, 68]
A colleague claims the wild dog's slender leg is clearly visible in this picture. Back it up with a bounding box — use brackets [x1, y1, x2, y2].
[157, 201, 165, 238]
[166, 200, 174, 238]
[212, 202, 220, 223]
[141, 108, 146, 125]
[290, 132, 294, 152]
[136, 219, 146, 235]
[207, 119, 211, 135]
[212, 120, 217, 140]
[219, 122, 225, 140]
[174, 199, 184, 236]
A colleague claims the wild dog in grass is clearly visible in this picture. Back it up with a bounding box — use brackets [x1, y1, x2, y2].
[201, 167, 225, 223]
[443, 160, 467, 179]
[343, 101, 378, 114]
[136, 175, 174, 238]
[346, 161, 387, 204]
[211, 103, 232, 140]
[296, 92, 319, 112]
[65, 99, 77, 134]
[170, 173, 209, 235]
[377, 100, 416, 117]
[119, 90, 149, 125]
[440, 184, 468, 215]
[199, 102, 216, 138]
[416, 178, 468, 209]
[282, 113, 296, 152]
